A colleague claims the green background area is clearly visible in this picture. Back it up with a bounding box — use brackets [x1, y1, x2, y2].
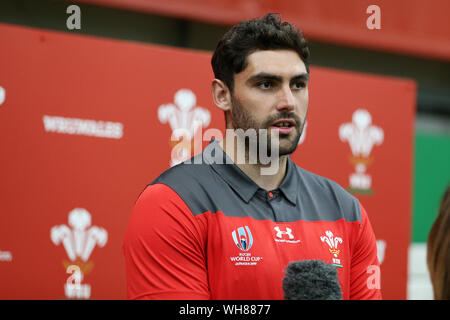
[412, 132, 450, 242]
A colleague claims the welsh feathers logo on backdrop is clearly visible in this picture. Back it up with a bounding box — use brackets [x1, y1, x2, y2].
[339, 109, 384, 195]
[158, 89, 211, 167]
[232, 226, 253, 251]
[0, 85, 5, 106]
[50, 208, 108, 299]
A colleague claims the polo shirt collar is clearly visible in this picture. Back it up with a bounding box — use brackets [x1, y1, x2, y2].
[205, 140, 298, 205]
[205, 141, 259, 203]
[278, 157, 298, 205]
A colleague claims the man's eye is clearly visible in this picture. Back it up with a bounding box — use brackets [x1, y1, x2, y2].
[258, 81, 272, 89]
[292, 82, 306, 89]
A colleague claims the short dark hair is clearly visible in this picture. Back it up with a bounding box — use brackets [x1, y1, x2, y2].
[211, 13, 310, 92]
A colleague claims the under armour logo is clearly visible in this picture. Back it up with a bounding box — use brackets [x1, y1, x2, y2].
[273, 226, 300, 244]
[274, 226, 294, 239]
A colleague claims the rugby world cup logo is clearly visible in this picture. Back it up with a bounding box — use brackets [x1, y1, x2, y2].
[158, 89, 211, 167]
[339, 109, 384, 195]
[232, 226, 253, 251]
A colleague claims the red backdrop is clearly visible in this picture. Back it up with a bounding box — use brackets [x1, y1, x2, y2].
[73, 0, 450, 61]
[0, 23, 415, 299]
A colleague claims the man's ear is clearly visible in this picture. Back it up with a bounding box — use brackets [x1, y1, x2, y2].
[211, 79, 232, 112]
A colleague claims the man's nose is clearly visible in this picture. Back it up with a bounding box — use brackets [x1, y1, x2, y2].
[276, 85, 295, 112]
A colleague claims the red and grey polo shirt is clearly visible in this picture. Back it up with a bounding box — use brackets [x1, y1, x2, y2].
[123, 140, 382, 300]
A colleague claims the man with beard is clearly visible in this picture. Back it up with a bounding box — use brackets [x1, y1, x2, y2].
[123, 13, 382, 300]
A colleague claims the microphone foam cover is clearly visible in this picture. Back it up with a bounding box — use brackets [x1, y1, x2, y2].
[283, 259, 342, 300]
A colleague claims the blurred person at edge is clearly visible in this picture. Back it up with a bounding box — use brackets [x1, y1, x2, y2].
[427, 185, 450, 300]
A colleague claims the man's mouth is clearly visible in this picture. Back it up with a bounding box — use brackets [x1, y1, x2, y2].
[269, 119, 296, 134]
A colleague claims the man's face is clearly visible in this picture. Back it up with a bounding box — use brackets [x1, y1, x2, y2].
[229, 50, 309, 156]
